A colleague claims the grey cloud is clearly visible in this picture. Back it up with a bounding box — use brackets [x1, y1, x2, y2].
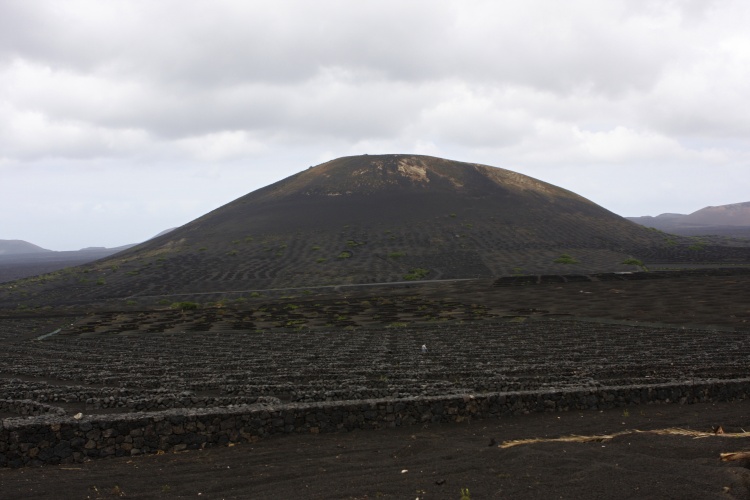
[1, 0, 749, 250]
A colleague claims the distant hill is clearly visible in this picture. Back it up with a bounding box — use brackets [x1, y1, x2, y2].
[2, 153, 702, 307]
[628, 202, 750, 238]
[0, 239, 51, 255]
[0, 229, 176, 284]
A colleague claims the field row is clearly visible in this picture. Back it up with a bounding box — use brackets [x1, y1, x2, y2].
[2, 318, 748, 417]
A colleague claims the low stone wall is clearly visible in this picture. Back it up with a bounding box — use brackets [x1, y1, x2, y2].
[0, 399, 66, 418]
[3, 378, 750, 468]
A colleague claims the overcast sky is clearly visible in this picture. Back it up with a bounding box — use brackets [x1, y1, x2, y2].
[2, 0, 749, 250]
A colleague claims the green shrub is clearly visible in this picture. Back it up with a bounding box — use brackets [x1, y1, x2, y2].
[388, 251, 405, 258]
[172, 301, 199, 311]
[404, 268, 429, 280]
[338, 251, 352, 259]
[622, 258, 647, 270]
[553, 254, 578, 264]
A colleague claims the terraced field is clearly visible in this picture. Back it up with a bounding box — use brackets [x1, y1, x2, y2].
[2, 318, 749, 419]
[2, 269, 750, 420]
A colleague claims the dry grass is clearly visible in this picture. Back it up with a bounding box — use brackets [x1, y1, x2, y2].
[499, 427, 750, 449]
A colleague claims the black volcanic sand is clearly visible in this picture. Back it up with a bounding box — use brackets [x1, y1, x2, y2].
[2, 401, 750, 499]
[2, 270, 750, 499]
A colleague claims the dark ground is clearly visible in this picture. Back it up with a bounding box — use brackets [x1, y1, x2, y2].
[2, 401, 750, 499]
[2, 269, 750, 499]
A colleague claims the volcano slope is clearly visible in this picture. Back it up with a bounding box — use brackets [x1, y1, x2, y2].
[1, 153, 727, 309]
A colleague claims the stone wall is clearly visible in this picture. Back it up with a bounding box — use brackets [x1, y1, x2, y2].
[3, 378, 750, 468]
[0, 399, 66, 418]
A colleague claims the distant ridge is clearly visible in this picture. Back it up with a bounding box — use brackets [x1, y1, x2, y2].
[0, 229, 175, 283]
[628, 201, 750, 237]
[0, 239, 51, 255]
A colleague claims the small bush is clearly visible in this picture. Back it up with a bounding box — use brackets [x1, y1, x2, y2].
[338, 251, 353, 259]
[172, 301, 199, 311]
[553, 254, 578, 264]
[622, 258, 647, 270]
[404, 268, 429, 280]
[388, 251, 405, 258]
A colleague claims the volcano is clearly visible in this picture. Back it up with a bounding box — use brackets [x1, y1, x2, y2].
[2, 154, 668, 306]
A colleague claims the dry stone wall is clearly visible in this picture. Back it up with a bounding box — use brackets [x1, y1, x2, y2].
[0, 399, 66, 418]
[3, 378, 750, 468]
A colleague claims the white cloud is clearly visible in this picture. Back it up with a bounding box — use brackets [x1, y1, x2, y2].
[1, 0, 749, 249]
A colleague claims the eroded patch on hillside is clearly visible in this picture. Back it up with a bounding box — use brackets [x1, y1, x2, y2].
[396, 158, 429, 183]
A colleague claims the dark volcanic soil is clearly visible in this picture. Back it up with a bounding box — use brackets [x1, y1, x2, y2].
[2, 401, 750, 499]
[2, 269, 750, 499]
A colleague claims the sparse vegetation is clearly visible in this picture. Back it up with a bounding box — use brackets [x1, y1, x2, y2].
[404, 268, 429, 280]
[337, 251, 352, 259]
[388, 251, 405, 258]
[622, 258, 647, 271]
[688, 239, 706, 251]
[387, 322, 408, 328]
[553, 254, 578, 264]
[171, 301, 199, 311]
